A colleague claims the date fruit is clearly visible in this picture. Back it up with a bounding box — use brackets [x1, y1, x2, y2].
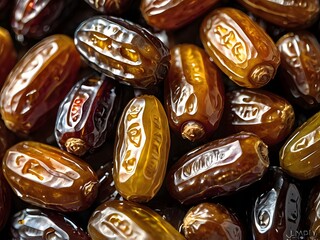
[200, 7, 280, 88]
[165, 44, 225, 142]
[84, 0, 133, 15]
[280, 111, 320, 180]
[0, 34, 81, 136]
[113, 95, 170, 202]
[307, 182, 320, 239]
[87, 200, 186, 240]
[74, 16, 170, 89]
[167, 132, 269, 204]
[2, 141, 98, 212]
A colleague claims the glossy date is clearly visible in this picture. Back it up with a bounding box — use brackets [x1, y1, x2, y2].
[84, 0, 133, 15]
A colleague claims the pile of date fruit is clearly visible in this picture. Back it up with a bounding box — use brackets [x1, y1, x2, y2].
[0, 0, 320, 239]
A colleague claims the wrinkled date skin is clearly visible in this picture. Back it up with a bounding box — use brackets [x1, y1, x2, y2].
[200, 7, 280, 88]
[224, 89, 295, 146]
[88, 200, 186, 240]
[277, 31, 320, 109]
[0, 27, 17, 88]
[74, 16, 170, 89]
[140, 0, 221, 30]
[11, 208, 91, 240]
[167, 132, 269, 205]
[113, 95, 170, 202]
[0, 172, 11, 231]
[236, 0, 320, 29]
[0, 34, 81, 136]
[183, 202, 244, 240]
[165, 44, 225, 142]
[252, 166, 302, 239]
[2, 141, 99, 212]
[307, 182, 320, 239]
[11, 0, 76, 42]
[84, 0, 133, 15]
[55, 75, 122, 156]
[280, 111, 320, 180]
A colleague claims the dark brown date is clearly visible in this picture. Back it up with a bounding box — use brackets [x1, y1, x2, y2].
[84, 0, 133, 15]
[165, 44, 225, 142]
[55, 74, 122, 156]
[167, 132, 269, 204]
[0, 119, 16, 159]
[0, 172, 11, 231]
[2, 141, 99, 212]
[307, 182, 320, 239]
[277, 31, 320, 109]
[11, 208, 91, 239]
[74, 16, 170, 89]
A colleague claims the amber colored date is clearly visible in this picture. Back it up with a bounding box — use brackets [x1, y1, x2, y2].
[277, 31, 320, 109]
[0, 34, 81, 136]
[237, 0, 320, 29]
[2, 141, 98, 212]
[0, 27, 17, 88]
[74, 16, 170, 89]
[200, 7, 280, 88]
[11, 208, 91, 239]
[183, 203, 244, 240]
[140, 0, 221, 30]
[84, 0, 133, 15]
[165, 44, 224, 142]
[55, 75, 122, 156]
[88, 200, 186, 240]
[224, 89, 295, 146]
[280, 111, 320, 180]
[167, 132, 269, 204]
[0, 172, 11, 231]
[113, 95, 170, 202]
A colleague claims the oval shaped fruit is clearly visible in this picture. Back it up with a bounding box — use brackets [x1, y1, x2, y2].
[167, 132, 269, 204]
[280, 111, 320, 180]
[0, 34, 81, 136]
[2, 141, 98, 212]
[113, 95, 170, 202]
[165, 44, 225, 142]
[140, 0, 222, 30]
[277, 31, 320, 109]
[55, 74, 122, 156]
[87, 200, 186, 240]
[84, 0, 133, 15]
[200, 7, 280, 88]
[74, 16, 170, 89]
[224, 89, 295, 146]
[236, 0, 320, 29]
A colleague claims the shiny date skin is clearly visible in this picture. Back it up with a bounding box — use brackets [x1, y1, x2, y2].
[183, 203, 244, 240]
[252, 166, 302, 240]
[224, 89, 295, 146]
[113, 95, 170, 202]
[0, 172, 11, 231]
[280, 111, 320, 180]
[11, 208, 91, 240]
[88, 200, 186, 240]
[200, 7, 280, 88]
[84, 0, 133, 15]
[55, 74, 122, 156]
[11, 0, 77, 42]
[165, 44, 225, 142]
[0, 34, 81, 136]
[167, 132, 269, 205]
[237, 0, 320, 29]
[2, 141, 99, 212]
[277, 31, 320, 109]
[307, 182, 320, 239]
[74, 16, 170, 89]
[140, 0, 222, 30]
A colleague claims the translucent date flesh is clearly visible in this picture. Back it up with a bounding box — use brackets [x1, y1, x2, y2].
[183, 203, 244, 240]
[74, 16, 170, 89]
[280, 111, 320, 180]
[200, 7, 280, 88]
[2, 141, 99, 212]
[87, 200, 185, 240]
[167, 132, 269, 204]
[165, 44, 225, 142]
[113, 95, 170, 202]
[224, 89, 295, 146]
[0, 34, 81, 135]
[140, 0, 221, 30]
[84, 0, 133, 15]
[236, 0, 320, 29]
[55, 75, 121, 156]
[277, 31, 320, 109]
